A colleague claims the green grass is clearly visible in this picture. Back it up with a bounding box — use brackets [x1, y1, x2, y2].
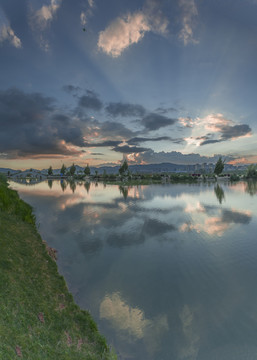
[0, 175, 116, 359]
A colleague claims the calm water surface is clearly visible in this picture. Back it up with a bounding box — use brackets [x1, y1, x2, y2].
[10, 180, 257, 360]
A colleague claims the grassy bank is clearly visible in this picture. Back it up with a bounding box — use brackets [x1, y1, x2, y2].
[0, 175, 116, 360]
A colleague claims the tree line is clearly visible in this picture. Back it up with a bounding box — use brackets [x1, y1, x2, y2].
[47, 157, 257, 179]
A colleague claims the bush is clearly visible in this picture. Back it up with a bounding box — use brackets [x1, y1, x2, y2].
[230, 173, 240, 181]
[0, 176, 35, 225]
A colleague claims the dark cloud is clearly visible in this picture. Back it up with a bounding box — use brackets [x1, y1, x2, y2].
[155, 107, 177, 114]
[141, 113, 177, 131]
[106, 102, 146, 117]
[200, 124, 252, 146]
[220, 124, 252, 140]
[83, 140, 121, 147]
[201, 139, 221, 146]
[112, 145, 150, 153]
[78, 90, 103, 111]
[0, 88, 85, 157]
[52, 114, 70, 123]
[62, 85, 81, 94]
[91, 152, 104, 155]
[127, 136, 171, 145]
[100, 121, 134, 138]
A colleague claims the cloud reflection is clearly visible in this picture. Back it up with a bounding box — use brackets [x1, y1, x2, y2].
[100, 292, 169, 353]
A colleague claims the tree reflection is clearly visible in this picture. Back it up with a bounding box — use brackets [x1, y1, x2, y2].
[245, 180, 257, 196]
[119, 185, 128, 199]
[60, 180, 67, 192]
[69, 180, 76, 193]
[47, 180, 53, 189]
[214, 184, 225, 204]
[84, 182, 91, 194]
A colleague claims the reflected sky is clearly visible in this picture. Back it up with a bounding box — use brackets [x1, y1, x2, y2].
[10, 181, 257, 360]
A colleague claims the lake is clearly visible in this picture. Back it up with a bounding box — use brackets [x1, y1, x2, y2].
[9, 180, 257, 360]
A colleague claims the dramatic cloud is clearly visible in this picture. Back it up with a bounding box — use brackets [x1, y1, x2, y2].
[178, 0, 198, 45]
[200, 123, 252, 146]
[98, 1, 168, 57]
[220, 124, 252, 140]
[78, 90, 103, 111]
[0, 88, 85, 158]
[0, 9, 22, 48]
[184, 114, 252, 147]
[130, 150, 234, 165]
[105, 102, 146, 117]
[201, 113, 232, 132]
[141, 113, 177, 131]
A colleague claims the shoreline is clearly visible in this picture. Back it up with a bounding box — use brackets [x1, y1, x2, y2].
[0, 175, 116, 359]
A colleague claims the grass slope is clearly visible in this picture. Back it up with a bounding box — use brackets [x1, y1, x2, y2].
[0, 175, 116, 360]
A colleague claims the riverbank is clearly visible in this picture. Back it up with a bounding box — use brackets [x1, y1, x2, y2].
[0, 175, 116, 360]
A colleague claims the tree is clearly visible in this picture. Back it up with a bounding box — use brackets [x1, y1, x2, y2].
[119, 159, 128, 175]
[70, 163, 76, 176]
[214, 157, 225, 176]
[60, 164, 66, 175]
[48, 166, 53, 176]
[246, 164, 257, 179]
[84, 164, 91, 176]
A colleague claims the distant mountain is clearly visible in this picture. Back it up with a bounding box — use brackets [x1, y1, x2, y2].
[0, 168, 21, 175]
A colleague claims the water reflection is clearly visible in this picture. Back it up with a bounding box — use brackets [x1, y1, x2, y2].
[60, 179, 67, 192]
[69, 180, 76, 193]
[47, 179, 53, 189]
[9, 180, 257, 360]
[84, 182, 91, 193]
[119, 186, 129, 199]
[214, 184, 225, 204]
[245, 181, 257, 196]
[100, 292, 169, 355]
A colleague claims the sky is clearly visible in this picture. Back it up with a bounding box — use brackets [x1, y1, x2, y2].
[0, 0, 257, 170]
